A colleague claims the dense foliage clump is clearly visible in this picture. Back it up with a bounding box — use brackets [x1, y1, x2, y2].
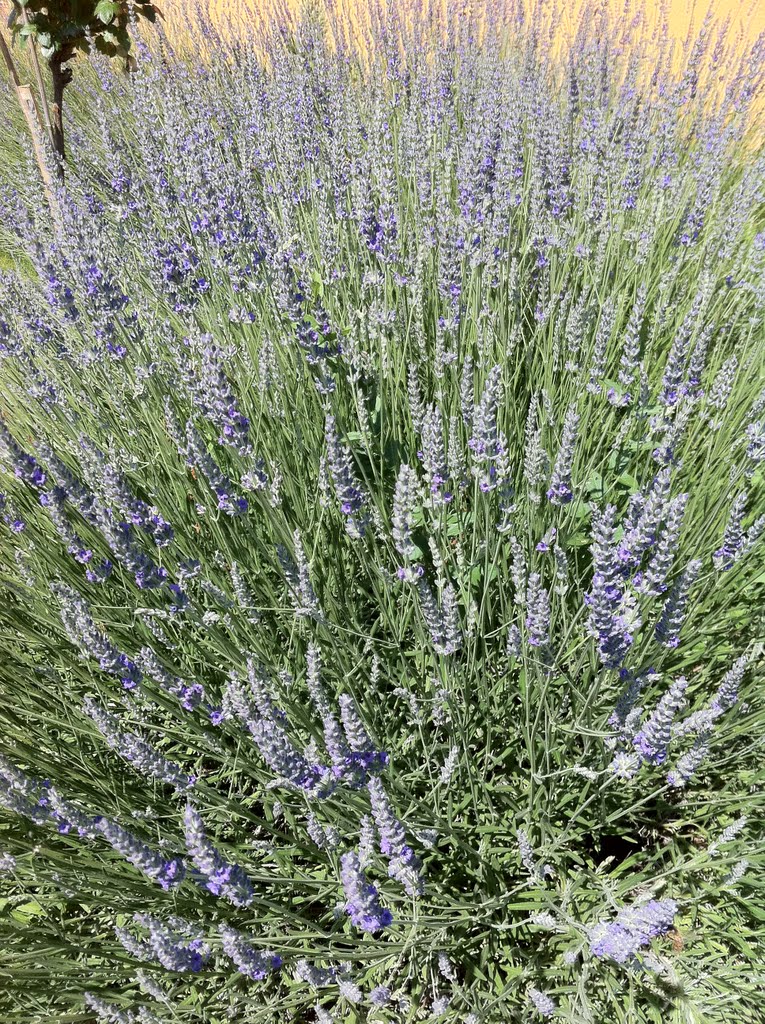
[0, 4, 764, 1022]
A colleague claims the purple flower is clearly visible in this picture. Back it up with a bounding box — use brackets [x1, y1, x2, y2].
[219, 922, 282, 980]
[370, 985, 391, 1007]
[713, 492, 747, 570]
[84, 697, 194, 791]
[635, 493, 688, 596]
[670, 654, 748, 768]
[420, 405, 452, 504]
[632, 676, 688, 765]
[324, 415, 369, 538]
[417, 578, 462, 655]
[137, 647, 204, 710]
[367, 777, 423, 896]
[619, 470, 672, 567]
[177, 335, 252, 454]
[528, 988, 556, 1017]
[77, 439, 173, 547]
[97, 819, 185, 890]
[340, 850, 393, 932]
[183, 803, 254, 906]
[654, 558, 702, 648]
[223, 671, 333, 797]
[745, 420, 765, 466]
[585, 505, 641, 669]
[547, 405, 579, 505]
[536, 527, 557, 553]
[608, 286, 646, 406]
[54, 584, 143, 689]
[168, 409, 248, 518]
[667, 731, 711, 788]
[392, 463, 421, 573]
[117, 914, 209, 972]
[589, 899, 677, 963]
[469, 366, 508, 493]
[0, 756, 55, 826]
[0, 421, 46, 488]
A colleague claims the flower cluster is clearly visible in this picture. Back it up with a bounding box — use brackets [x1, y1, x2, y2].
[589, 899, 678, 964]
[0, 4, 762, 1022]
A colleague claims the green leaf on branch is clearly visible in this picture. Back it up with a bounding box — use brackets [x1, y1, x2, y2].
[94, 0, 120, 24]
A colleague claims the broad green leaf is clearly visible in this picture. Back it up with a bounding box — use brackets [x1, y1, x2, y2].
[94, 0, 120, 24]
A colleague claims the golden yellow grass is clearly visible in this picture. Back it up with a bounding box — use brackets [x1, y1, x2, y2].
[160, 0, 765, 54]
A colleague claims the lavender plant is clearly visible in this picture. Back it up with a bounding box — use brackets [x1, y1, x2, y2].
[0, 3, 764, 1022]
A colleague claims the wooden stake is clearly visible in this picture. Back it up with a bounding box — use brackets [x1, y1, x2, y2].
[19, 5, 57, 159]
[0, 25, 61, 219]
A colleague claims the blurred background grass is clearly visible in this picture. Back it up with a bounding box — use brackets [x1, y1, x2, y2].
[162, 0, 765, 55]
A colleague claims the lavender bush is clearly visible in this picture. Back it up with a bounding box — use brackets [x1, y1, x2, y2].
[0, 3, 764, 1022]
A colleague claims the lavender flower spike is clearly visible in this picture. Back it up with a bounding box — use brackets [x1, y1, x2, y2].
[219, 922, 282, 980]
[636, 493, 688, 596]
[47, 787, 100, 837]
[525, 573, 551, 648]
[654, 558, 702, 648]
[293, 529, 324, 619]
[420, 404, 452, 504]
[620, 469, 672, 567]
[340, 850, 393, 932]
[370, 985, 392, 1007]
[608, 285, 646, 406]
[295, 959, 348, 988]
[97, 819, 185, 890]
[672, 653, 748, 742]
[0, 755, 51, 825]
[190, 335, 251, 454]
[339, 694, 388, 777]
[392, 463, 422, 580]
[84, 697, 194, 791]
[325, 414, 369, 539]
[469, 365, 508, 493]
[589, 898, 677, 963]
[183, 803, 254, 906]
[0, 419, 46, 487]
[711, 654, 749, 714]
[114, 923, 154, 963]
[667, 731, 711, 788]
[706, 355, 737, 428]
[84, 993, 136, 1024]
[528, 988, 556, 1017]
[417, 578, 462, 655]
[137, 647, 204, 710]
[54, 584, 142, 690]
[713, 492, 747, 570]
[77, 438, 173, 546]
[367, 776, 423, 896]
[547, 404, 579, 505]
[178, 417, 248, 517]
[223, 672, 333, 797]
[517, 828, 552, 882]
[632, 676, 688, 765]
[585, 505, 640, 669]
[130, 914, 210, 972]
